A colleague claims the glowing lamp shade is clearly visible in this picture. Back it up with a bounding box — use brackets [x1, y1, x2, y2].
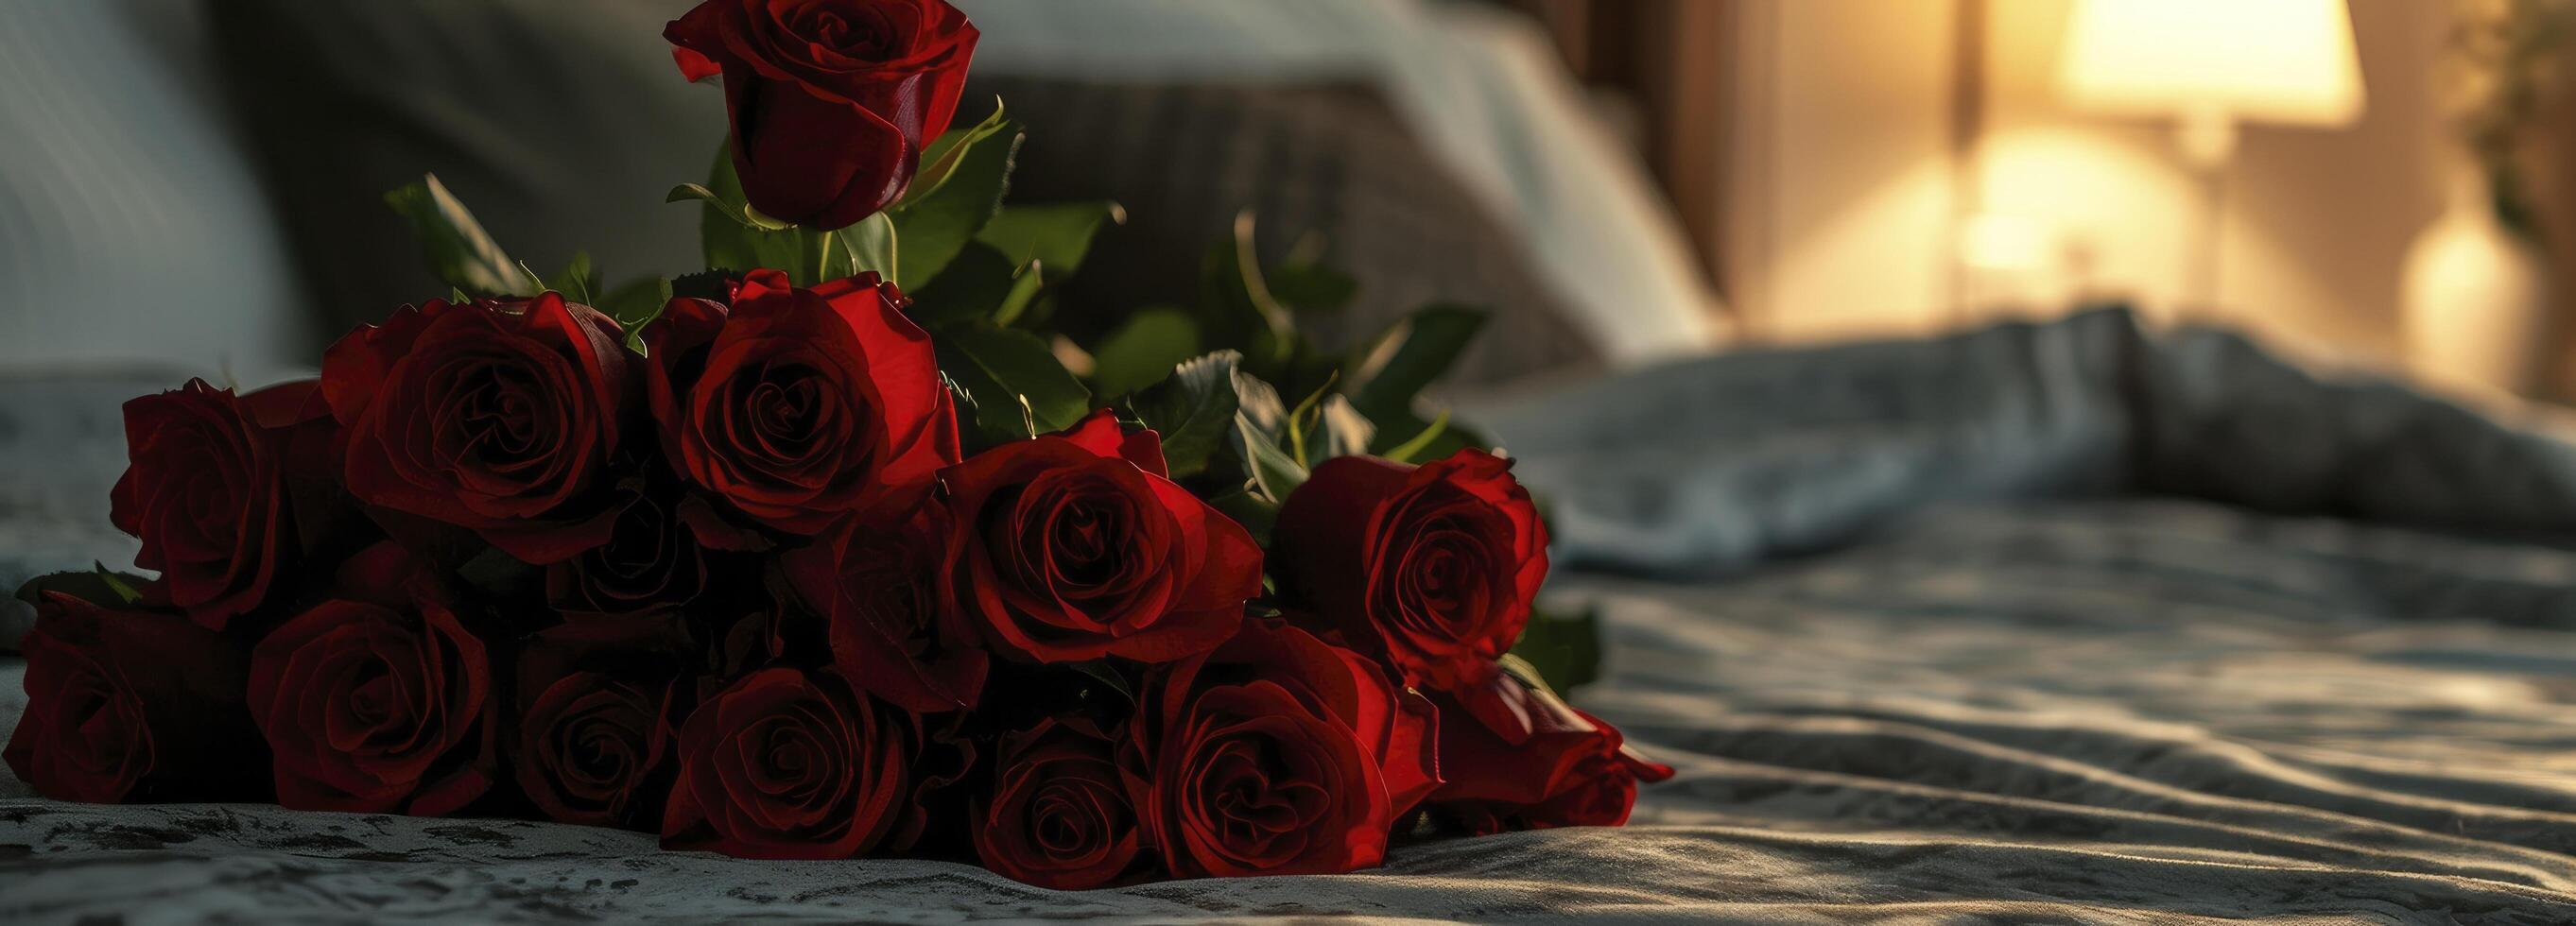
[2056, 0, 2364, 164]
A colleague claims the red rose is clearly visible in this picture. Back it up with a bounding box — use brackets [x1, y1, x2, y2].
[3, 593, 268, 803]
[512, 618, 692, 830]
[109, 378, 337, 628]
[1427, 670, 1670, 835]
[545, 475, 708, 618]
[644, 270, 958, 536]
[1274, 449, 1547, 690]
[940, 410, 1263, 664]
[250, 591, 495, 815]
[1127, 620, 1439, 878]
[666, 0, 978, 230]
[322, 292, 630, 564]
[780, 509, 988, 712]
[662, 667, 917, 859]
[974, 717, 1142, 890]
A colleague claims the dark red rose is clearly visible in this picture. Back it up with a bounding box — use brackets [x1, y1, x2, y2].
[662, 667, 917, 859]
[109, 378, 338, 628]
[513, 618, 693, 830]
[250, 590, 495, 815]
[322, 292, 630, 564]
[780, 509, 988, 712]
[941, 410, 1262, 664]
[2, 593, 268, 803]
[1426, 669, 1670, 835]
[666, 0, 978, 230]
[545, 475, 708, 618]
[644, 270, 958, 536]
[1274, 449, 1547, 690]
[974, 718, 1141, 890]
[1127, 620, 1439, 878]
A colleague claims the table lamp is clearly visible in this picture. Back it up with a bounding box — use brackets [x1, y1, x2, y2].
[2055, 0, 2365, 309]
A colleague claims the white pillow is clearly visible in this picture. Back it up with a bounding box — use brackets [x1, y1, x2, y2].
[956, 0, 1726, 364]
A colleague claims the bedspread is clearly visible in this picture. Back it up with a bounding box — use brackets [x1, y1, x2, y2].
[8, 311, 2576, 923]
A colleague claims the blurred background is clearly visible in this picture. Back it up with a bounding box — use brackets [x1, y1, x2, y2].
[5, 0, 2576, 407]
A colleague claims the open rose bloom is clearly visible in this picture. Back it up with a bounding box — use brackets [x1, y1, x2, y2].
[4, 0, 1663, 889]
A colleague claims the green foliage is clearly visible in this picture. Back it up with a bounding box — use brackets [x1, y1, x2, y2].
[888, 106, 1023, 290]
[977, 201, 1125, 276]
[546, 251, 600, 304]
[1089, 307, 1202, 400]
[1504, 602, 1605, 694]
[596, 275, 675, 355]
[935, 322, 1092, 452]
[1127, 351, 1242, 480]
[385, 174, 540, 299]
[15, 563, 150, 609]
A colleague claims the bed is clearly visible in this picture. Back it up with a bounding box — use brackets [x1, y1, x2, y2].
[9, 311, 2576, 923]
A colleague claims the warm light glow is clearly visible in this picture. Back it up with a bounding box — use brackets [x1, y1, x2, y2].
[2057, 0, 2364, 128]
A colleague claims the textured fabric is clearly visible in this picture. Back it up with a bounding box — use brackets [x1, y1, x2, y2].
[9, 311, 2576, 922]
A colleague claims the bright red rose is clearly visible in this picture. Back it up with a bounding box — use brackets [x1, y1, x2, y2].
[545, 475, 709, 618]
[321, 292, 630, 564]
[249, 590, 495, 815]
[939, 410, 1262, 664]
[1273, 449, 1547, 690]
[2, 593, 268, 803]
[1426, 669, 1670, 835]
[644, 270, 958, 537]
[666, 0, 978, 230]
[662, 667, 917, 859]
[779, 509, 988, 712]
[974, 717, 1142, 890]
[512, 618, 692, 831]
[1127, 620, 1439, 878]
[109, 378, 337, 628]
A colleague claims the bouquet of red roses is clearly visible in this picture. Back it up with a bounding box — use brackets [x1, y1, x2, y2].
[4, 0, 1666, 888]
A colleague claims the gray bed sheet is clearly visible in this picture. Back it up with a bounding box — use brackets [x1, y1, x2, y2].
[7, 310, 2576, 923]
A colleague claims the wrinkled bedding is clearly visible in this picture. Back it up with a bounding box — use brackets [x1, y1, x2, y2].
[9, 310, 2576, 923]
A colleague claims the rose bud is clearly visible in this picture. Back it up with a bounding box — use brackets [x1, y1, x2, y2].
[321, 292, 630, 564]
[974, 717, 1142, 890]
[779, 509, 988, 712]
[3, 593, 268, 803]
[662, 667, 918, 860]
[644, 270, 958, 537]
[512, 617, 693, 831]
[250, 590, 495, 815]
[109, 378, 340, 629]
[939, 410, 1262, 664]
[1426, 669, 1671, 835]
[1273, 448, 1547, 691]
[666, 0, 978, 230]
[545, 475, 708, 618]
[1126, 619, 1439, 878]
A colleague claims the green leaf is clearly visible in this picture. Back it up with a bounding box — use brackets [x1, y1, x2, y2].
[908, 242, 1020, 329]
[1128, 350, 1241, 480]
[1506, 602, 1602, 694]
[935, 323, 1092, 448]
[690, 144, 816, 282]
[1205, 490, 1280, 546]
[993, 260, 1046, 328]
[1195, 212, 1299, 375]
[597, 275, 675, 355]
[838, 211, 899, 281]
[1231, 370, 1308, 501]
[1378, 409, 1451, 463]
[1265, 261, 1359, 316]
[902, 99, 1011, 208]
[15, 566, 150, 609]
[385, 174, 540, 298]
[890, 118, 1024, 289]
[976, 201, 1124, 276]
[1089, 307, 1202, 400]
[1063, 660, 1137, 707]
[1311, 394, 1374, 462]
[546, 251, 600, 304]
[1346, 303, 1486, 424]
